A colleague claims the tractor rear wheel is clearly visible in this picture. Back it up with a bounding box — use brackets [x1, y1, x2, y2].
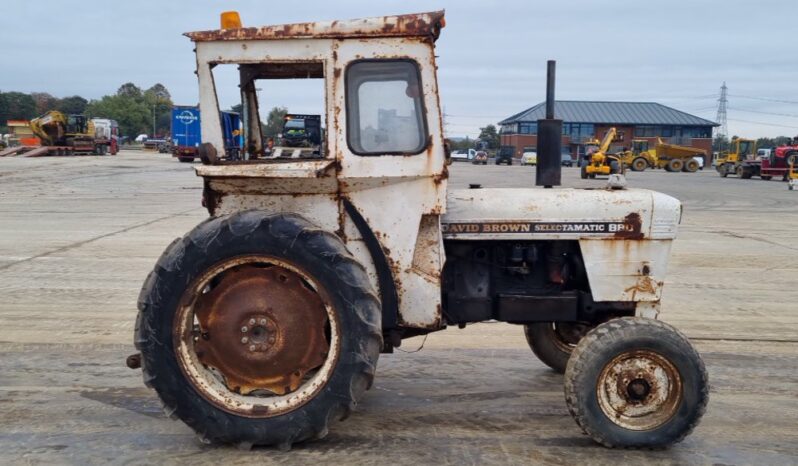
[684, 160, 700, 172]
[135, 211, 382, 448]
[524, 322, 593, 373]
[667, 159, 684, 172]
[631, 158, 648, 172]
[564, 317, 708, 448]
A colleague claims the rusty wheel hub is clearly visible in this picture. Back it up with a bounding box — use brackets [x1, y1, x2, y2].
[596, 350, 683, 431]
[193, 264, 329, 396]
[551, 322, 591, 351]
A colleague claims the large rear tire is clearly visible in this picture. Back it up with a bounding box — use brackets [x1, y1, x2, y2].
[564, 317, 708, 448]
[135, 211, 382, 448]
[524, 322, 592, 373]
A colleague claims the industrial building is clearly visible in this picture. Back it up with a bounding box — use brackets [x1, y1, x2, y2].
[498, 101, 718, 163]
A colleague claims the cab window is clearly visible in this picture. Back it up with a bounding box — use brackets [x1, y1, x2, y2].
[346, 60, 428, 155]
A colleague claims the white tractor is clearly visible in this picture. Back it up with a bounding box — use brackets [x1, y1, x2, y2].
[129, 11, 708, 449]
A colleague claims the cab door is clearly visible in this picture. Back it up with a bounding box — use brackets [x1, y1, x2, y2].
[331, 39, 447, 329]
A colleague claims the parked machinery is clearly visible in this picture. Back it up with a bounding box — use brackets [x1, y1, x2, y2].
[715, 138, 756, 178]
[128, 10, 708, 450]
[620, 138, 706, 173]
[788, 156, 798, 190]
[580, 127, 623, 179]
[759, 139, 798, 181]
[22, 111, 115, 156]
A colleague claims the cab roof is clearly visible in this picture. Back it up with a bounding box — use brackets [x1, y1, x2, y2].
[185, 11, 445, 43]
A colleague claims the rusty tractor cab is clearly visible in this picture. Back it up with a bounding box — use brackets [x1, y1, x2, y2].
[131, 11, 708, 450]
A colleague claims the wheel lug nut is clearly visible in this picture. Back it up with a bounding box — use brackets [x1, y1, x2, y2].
[249, 345, 256, 351]
[241, 326, 248, 333]
[259, 318, 267, 325]
[249, 318, 256, 326]
[241, 337, 248, 344]
[268, 337, 275, 344]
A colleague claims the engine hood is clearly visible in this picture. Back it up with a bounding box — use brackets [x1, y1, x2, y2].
[442, 188, 680, 240]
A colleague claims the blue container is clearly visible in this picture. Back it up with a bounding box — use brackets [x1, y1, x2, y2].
[171, 106, 242, 158]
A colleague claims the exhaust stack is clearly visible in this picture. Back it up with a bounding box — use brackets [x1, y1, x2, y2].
[536, 60, 562, 188]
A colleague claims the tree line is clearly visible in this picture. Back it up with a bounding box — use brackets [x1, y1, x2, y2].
[0, 83, 174, 139]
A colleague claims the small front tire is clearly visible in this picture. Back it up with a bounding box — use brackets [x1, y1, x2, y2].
[564, 317, 708, 448]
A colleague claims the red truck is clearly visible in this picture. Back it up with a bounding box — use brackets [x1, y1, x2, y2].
[738, 139, 798, 181]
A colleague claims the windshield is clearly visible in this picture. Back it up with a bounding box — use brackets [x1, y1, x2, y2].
[284, 120, 305, 129]
[738, 140, 753, 157]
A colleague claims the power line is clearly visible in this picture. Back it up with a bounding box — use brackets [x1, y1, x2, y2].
[728, 94, 798, 105]
[728, 107, 798, 119]
[727, 117, 798, 129]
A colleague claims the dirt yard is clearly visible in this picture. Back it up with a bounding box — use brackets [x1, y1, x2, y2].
[1, 152, 796, 464]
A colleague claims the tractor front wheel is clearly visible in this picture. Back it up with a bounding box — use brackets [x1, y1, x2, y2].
[135, 211, 382, 448]
[580, 165, 588, 179]
[564, 317, 708, 448]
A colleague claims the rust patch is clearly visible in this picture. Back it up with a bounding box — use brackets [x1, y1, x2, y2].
[614, 212, 644, 239]
[193, 265, 329, 396]
[433, 163, 449, 185]
[185, 11, 445, 42]
[202, 179, 221, 215]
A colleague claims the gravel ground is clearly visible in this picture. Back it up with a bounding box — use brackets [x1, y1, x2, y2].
[0, 152, 796, 465]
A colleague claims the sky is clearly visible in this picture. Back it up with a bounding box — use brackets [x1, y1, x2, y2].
[3, 0, 797, 138]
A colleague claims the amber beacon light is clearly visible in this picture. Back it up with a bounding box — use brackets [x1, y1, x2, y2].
[220, 11, 242, 29]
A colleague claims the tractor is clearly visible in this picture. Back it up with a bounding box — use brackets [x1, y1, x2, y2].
[129, 11, 708, 450]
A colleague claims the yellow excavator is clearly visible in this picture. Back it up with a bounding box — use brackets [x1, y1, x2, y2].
[29, 111, 96, 147]
[580, 127, 623, 179]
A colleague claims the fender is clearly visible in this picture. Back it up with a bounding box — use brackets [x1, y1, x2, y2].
[342, 198, 399, 331]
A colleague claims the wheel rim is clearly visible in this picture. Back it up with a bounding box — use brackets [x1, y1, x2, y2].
[549, 322, 591, 353]
[173, 255, 339, 418]
[596, 349, 683, 431]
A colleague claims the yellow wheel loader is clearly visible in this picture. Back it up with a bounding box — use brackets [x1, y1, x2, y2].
[580, 127, 624, 179]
